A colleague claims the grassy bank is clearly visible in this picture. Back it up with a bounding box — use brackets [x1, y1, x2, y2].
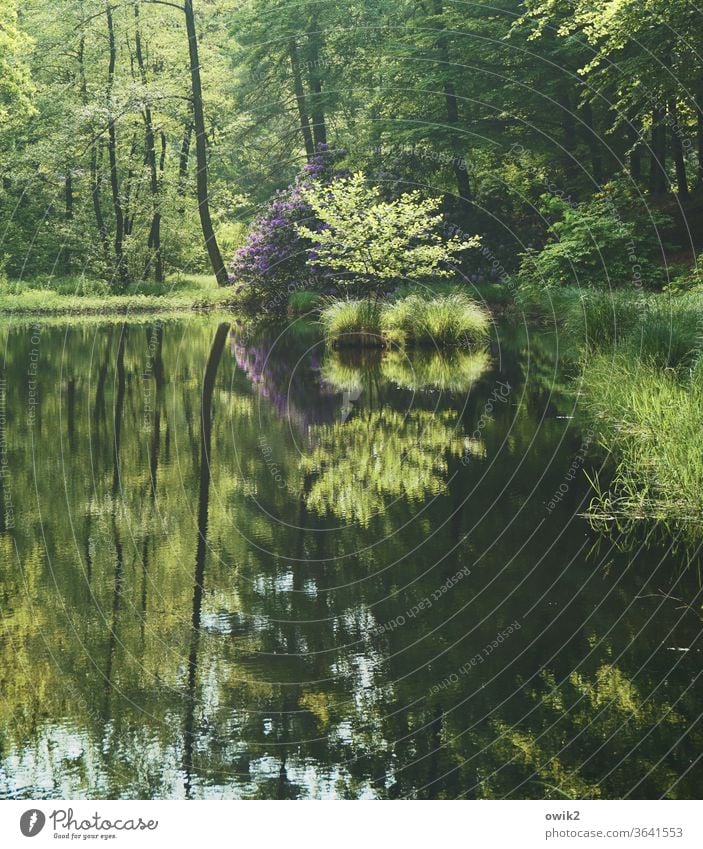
[518, 282, 703, 549]
[581, 352, 703, 545]
[0, 274, 239, 316]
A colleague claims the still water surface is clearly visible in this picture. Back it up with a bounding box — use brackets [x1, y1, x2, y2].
[0, 317, 700, 799]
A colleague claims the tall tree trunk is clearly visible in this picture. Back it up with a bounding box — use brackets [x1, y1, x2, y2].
[184, 0, 228, 286]
[580, 101, 603, 186]
[106, 4, 128, 289]
[628, 115, 643, 181]
[78, 34, 110, 266]
[178, 124, 193, 191]
[697, 83, 703, 190]
[289, 38, 315, 161]
[65, 173, 73, 220]
[669, 99, 689, 200]
[63, 172, 74, 272]
[434, 1, 472, 212]
[558, 86, 578, 183]
[650, 106, 668, 198]
[306, 13, 327, 149]
[122, 135, 139, 237]
[134, 1, 164, 282]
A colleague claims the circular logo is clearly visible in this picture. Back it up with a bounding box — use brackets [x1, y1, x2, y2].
[20, 809, 46, 837]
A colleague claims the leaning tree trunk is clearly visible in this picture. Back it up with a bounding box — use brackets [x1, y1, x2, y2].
[184, 0, 229, 286]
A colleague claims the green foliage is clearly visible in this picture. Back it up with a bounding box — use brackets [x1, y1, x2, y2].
[516, 184, 670, 290]
[0, 1, 35, 132]
[297, 172, 479, 290]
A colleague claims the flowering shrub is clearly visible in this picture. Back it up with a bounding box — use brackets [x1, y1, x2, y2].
[229, 145, 342, 313]
[296, 172, 480, 294]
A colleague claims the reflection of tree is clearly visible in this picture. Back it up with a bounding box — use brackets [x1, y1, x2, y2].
[230, 326, 337, 430]
[0, 321, 700, 800]
[462, 665, 688, 800]
[183, 322, 229, 797]
[300, 409, 483, 525]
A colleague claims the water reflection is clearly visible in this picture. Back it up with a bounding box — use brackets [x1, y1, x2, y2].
[0, 318, 700, 800]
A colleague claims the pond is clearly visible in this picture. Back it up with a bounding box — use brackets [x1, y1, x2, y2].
[0, 316, 700, 799]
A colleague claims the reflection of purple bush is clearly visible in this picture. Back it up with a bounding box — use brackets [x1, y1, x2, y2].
[229, 145, 343, 311]
[230, 329, 338, 430]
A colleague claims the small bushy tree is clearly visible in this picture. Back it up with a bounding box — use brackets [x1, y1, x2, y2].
[296, 172, 479, 292]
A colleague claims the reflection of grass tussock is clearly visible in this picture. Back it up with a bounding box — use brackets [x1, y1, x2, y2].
[319, 349, 382, 394]
[300, 409, 483, 525]
[381, 348, 490, 392]
[581, 352, 703, 541]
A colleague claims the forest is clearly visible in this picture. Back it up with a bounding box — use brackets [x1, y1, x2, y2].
[0, 0, 702, 803]
[1, 0, 701, 292]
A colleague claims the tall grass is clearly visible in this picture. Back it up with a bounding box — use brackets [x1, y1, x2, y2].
[382, 293, 490, 347]
[318, 298, 385, 347]
[318, 293, 490, 349]
[580, 352, 703, 539]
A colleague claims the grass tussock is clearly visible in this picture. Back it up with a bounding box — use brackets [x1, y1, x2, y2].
[382, 293, 490, 347]
[319, 293, 490, 349]
[318, 298, 385, 347]
[287, 289, 323, 316]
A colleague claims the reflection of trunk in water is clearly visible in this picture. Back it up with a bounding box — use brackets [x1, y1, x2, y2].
[183, 323, 230, 798]
[425, 705, 444, 799]
[104, 327, 127, 715]
[85, 324, 115, 585]
[93, 327, 114, 429]
[66, 377, 77, 452]
[141, 323, 164, 645]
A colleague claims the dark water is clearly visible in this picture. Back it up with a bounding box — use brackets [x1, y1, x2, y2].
[0, 316, 700, 800]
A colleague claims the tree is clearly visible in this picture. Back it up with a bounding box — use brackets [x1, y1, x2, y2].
[0, 1, 34, 133]
[184, 0, 228, 285]
[296, 172, 479, 290]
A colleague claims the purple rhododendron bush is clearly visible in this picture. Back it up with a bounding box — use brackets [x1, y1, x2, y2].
[229, 145, 344, 315]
